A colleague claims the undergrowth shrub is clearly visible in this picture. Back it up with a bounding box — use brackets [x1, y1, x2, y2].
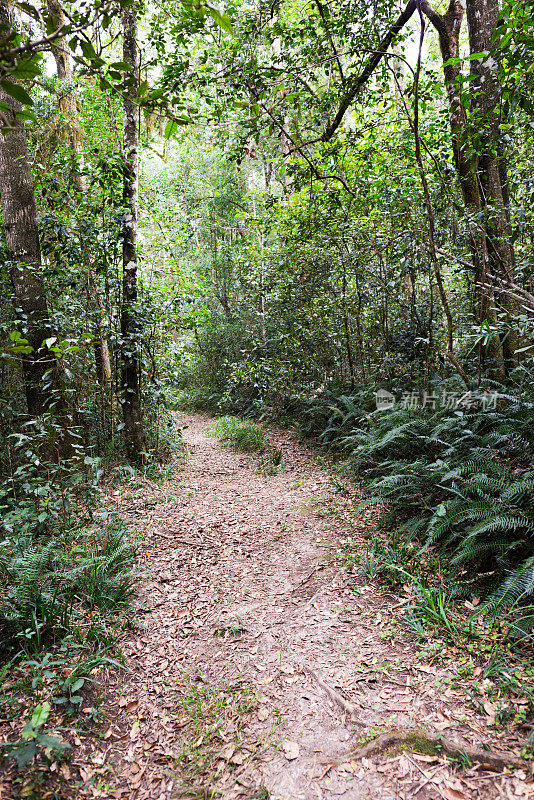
[336, 394, 534, 617]
[0, 518, 137, 655]
[206, 415, 267, 452]
[0, 415, 139, 660]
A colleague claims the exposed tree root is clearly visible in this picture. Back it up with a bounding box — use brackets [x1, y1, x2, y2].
[350, 728, 527, 772]
[304, 666, 363, 722]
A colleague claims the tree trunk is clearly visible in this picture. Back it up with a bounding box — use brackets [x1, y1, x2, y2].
[465, 0, 518, 369]
[120, 6, 147, 464]
[420, 0, 506, 377]
[0, 0, 65, 417]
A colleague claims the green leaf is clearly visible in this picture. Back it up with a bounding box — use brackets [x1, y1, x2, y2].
[29, 702, 50, 732]
[16, 54, 42, 80]
[108, 61, 133, 71]
[164, 120, 178, 138]
[207, 7, 233, 33]
[17, 107, 37, 122]
[0, 81, 33, 106]
[80, 40, 98, 61]
[36, 733, 70, 752]
[7, 741, 37, 769]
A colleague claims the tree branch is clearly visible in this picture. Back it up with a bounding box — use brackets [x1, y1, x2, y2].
[322, 0, 417, 141]
[314, 0, 345, 83]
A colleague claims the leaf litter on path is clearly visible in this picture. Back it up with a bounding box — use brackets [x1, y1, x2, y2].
[63, 414, 529, 800]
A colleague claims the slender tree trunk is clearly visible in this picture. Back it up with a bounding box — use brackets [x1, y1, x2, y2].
[120, 6, 147, 464]
[0, 0, 66, 417]
[46, 0, 114, 401]
[341, 262, 355, 388]
[420, 0, 506, 376]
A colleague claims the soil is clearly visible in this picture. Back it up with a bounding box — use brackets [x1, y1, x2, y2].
[3, 413, 532, 799]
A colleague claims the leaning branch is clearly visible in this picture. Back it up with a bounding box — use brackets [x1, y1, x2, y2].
[245, 80, 358, 197]
[322, 0, 416, 141]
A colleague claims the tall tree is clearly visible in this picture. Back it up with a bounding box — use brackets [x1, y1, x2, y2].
[465, 0, 518, 367]
[0, 0, 65, 416]
[120, 5, 147, 463]
[321, 0, 513, 374]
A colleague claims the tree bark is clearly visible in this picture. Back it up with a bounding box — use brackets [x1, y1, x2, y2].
[465, 0, 518, 368]
[120, 6, 147, 464]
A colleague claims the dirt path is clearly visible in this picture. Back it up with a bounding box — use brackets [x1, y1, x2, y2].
[85, 414, 527, 799]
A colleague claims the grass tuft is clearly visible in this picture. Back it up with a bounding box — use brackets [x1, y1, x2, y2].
[206, 416, 267, 453]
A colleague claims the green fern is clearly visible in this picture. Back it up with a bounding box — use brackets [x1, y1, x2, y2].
[312, 390, 534, 618]
[479, 557, 534, 619]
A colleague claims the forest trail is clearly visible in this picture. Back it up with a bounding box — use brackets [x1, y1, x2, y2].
[89, 415, 526, 800]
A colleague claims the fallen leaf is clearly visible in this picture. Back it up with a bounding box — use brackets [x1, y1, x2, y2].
[131, 765, 146, 789]
[412, 753, 439, 763]
[79, 767, 94, 782]
[441, 788, 466, 800]
[219, 744, 235, 760]
[282, 740, 300, 760]
[280, 664, 295, 675]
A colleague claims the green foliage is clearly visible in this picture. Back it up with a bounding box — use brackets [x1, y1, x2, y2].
[0, 518, 138, 653]
[206, 415, 267, 453]
[0, 701, 70, 770]
[334, 394, 534, 617]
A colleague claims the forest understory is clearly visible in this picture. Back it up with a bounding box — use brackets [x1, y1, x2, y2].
[1, 0, 534, 794]
[2, 414, 532, 800]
